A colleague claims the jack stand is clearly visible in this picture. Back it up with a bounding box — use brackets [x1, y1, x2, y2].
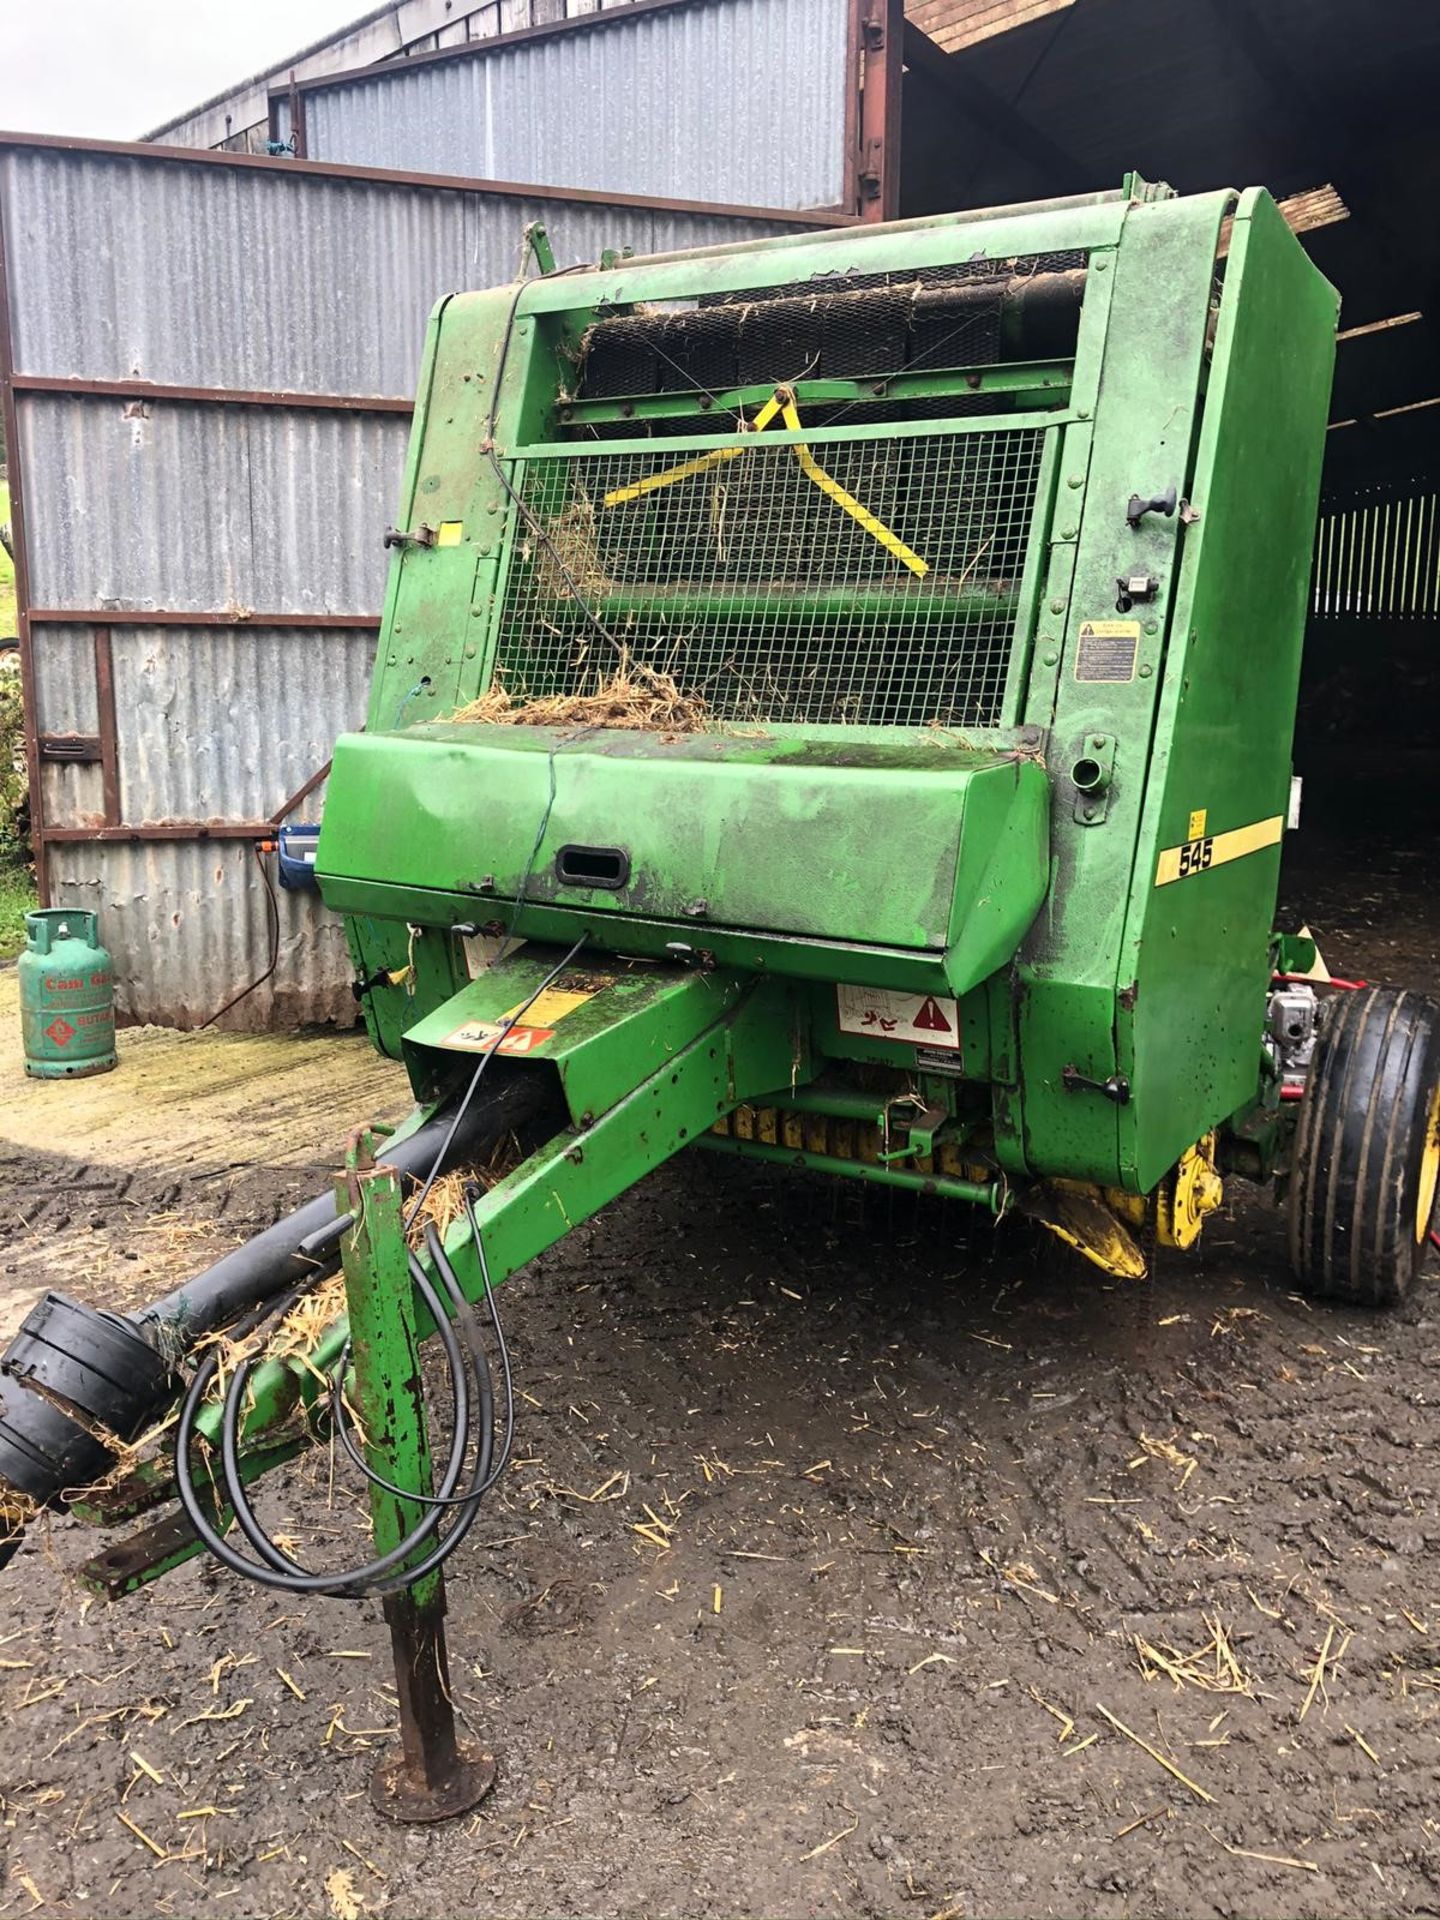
[340, 1130, 496, 1823]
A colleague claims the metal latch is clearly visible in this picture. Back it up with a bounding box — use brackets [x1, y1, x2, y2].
[1115, 570, 1158, 612]
[859, 138, 885, 203]
[879, 1102, 949, 1163]
[1061, 1065, 1131, 1104]
[383, 523, 437, 551]
[1126, 484, 1176, 529]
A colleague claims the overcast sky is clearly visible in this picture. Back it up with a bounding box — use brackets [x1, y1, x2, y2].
[0, 0, 371, 140]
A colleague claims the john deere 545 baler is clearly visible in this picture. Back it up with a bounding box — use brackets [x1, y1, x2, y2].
[4, 178, 1437, 1816]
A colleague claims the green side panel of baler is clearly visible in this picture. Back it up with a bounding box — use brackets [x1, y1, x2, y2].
[1115, 190, 1339, 1190]
[1007, 191, 1237, 1186]
[364, 287, 567, 740]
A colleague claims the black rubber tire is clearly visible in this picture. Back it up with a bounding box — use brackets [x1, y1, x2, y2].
[1287, 987, 1440, 1307]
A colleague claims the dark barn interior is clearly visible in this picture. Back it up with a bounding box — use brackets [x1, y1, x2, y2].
[902, 0, 1440, 892]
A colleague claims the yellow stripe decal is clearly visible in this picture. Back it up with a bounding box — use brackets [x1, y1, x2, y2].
[1155, 814, 1284, 887]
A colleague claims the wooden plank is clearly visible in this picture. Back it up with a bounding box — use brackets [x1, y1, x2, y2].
[905, 0, 1072, 52]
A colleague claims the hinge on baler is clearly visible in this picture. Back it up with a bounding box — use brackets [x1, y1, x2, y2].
[384, 523, 437, 551]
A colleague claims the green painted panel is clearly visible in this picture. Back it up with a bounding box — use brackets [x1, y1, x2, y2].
[1116, 191, 1339, 1189]
[318, 725, 1051, 966]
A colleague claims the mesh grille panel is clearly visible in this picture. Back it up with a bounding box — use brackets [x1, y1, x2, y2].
[495, 428, 1045, 728]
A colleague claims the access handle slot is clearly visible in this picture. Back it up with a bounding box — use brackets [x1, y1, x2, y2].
[555, 844, 631, 891]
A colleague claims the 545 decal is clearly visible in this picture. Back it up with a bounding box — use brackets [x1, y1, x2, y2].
[1177, 835, 1215, 878]
[1155, 813, 1284, 888]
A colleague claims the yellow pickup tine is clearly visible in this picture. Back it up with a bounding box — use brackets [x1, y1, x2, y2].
[602, 443, 744, 507]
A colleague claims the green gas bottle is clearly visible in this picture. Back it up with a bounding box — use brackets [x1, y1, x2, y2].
[19, 908, 117, 1079]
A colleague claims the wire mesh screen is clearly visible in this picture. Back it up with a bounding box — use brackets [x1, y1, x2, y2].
[495, 427, 1046, 727]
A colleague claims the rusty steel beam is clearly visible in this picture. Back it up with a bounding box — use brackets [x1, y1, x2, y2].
[0, 130, 854, 229]
[858, 0, 904, 222]
[844, 0, 863, 214]
[39, 822, 272, 843]
[11, 374, 413, 414]
[270, 759, 334, 826]
[28, 610, 382, 629]
[92, 627, 121, 826]
[0, 169, 49, 904]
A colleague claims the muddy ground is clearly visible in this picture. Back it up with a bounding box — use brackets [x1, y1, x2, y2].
[0, 823, 1438, 1920]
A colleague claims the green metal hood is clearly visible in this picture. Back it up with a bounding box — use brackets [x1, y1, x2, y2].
[317, 723, 1050, 995]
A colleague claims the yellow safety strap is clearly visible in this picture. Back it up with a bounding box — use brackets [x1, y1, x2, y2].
[602, 394, 784, 506]
[779, 395, 929, 579]
[602, 387, 930, 579]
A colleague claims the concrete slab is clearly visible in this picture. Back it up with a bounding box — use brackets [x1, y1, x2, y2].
[0, 968, 410, 1339]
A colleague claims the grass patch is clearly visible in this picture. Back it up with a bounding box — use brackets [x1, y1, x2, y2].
[0, 482, 15, 638]
[0, 859, 35, 961]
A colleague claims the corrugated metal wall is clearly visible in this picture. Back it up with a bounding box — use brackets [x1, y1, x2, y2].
[149, 0, 649, 155]
[274, 0, 853, 211]
[0, 139, 812, 1028]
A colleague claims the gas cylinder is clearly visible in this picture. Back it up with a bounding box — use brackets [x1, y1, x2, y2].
[18, 909, 117, 1079]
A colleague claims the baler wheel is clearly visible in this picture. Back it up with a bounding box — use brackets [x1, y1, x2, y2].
[1287, 988, 1440, 1307]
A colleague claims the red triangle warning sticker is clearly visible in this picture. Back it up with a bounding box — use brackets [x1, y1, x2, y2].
[912, 997, 953, 1033]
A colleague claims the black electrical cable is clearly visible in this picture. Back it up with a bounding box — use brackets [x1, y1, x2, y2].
[330, 1203, 513, 1508]
[174, 1252, 470, 1596]
[403, 930, 586, 1229]
[244, 1227, 502, 1599]
[174, 898, 584, 1598]
[321, 1229, 485, 1514]
[177, 1237, 490, 1598]
[200, 842, 281, 1030]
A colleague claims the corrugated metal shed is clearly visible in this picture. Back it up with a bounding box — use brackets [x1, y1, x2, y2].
[274, 0, 853, 211]
[0, 137, 817, 1029]
[147, 0, 645, 155]
[16, 398, 404, 612]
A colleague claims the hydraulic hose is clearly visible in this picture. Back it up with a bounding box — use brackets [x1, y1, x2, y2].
[136, 1075, 558, 1351]
[172, 938, 586, 1599]
[173, 1204, 508, 1599]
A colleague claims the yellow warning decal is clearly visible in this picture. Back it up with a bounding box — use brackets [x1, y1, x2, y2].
[1187, 808, 1208, 840]
[500, 988, 594, 1027]
[436, 520, 464, 547]
[439, 984, 596, 1054]
[1075, 619, 1140, 682]
[1155, 814, 1284, 887]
